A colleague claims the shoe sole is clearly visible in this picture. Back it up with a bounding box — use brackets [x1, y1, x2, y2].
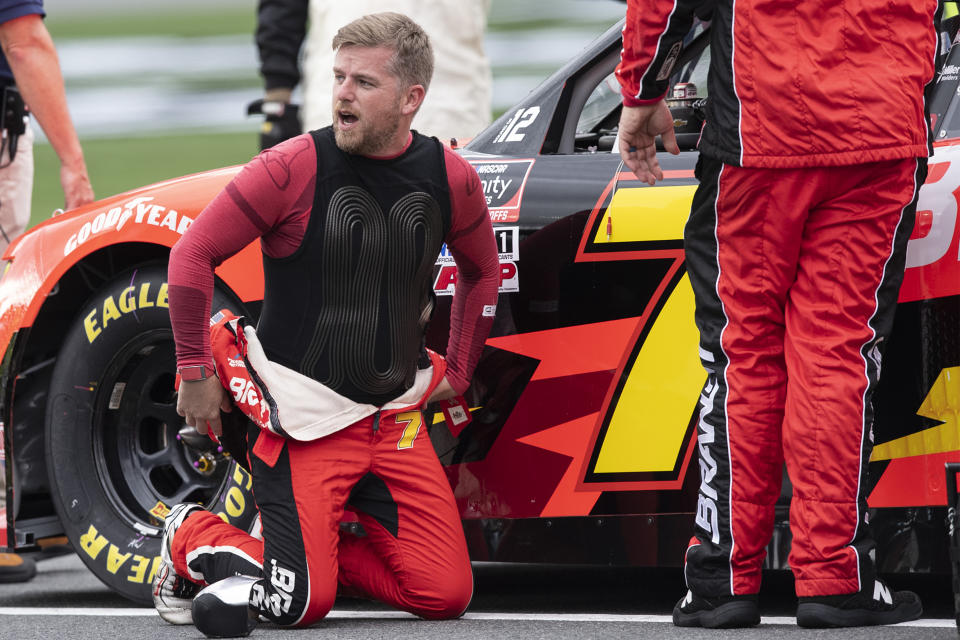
[153, 564, 195, 625]
[796, 601, 923, 628]
[673, 601, 761, 628]
[155, 504, 203, 625]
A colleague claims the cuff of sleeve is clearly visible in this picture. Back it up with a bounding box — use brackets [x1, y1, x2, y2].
[176, 357, 217, 371]
[621, 89, 667, 108]
[0, 8, 45, 23]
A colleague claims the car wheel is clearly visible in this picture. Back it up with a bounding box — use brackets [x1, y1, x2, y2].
[44, 265, 258, 604]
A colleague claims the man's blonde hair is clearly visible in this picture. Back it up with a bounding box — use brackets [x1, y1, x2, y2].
[332, 12, 434, 92]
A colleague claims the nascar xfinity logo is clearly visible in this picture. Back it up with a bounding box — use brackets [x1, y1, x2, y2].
[64, 196, 194, 256]
[467, 159, 535, 223]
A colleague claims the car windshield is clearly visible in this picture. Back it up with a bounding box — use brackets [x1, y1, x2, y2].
[574, 22, 711, 153]
[578, 72, 622, 134]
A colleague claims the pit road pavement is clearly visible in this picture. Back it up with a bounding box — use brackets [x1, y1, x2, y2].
[0, 552, 955, 639]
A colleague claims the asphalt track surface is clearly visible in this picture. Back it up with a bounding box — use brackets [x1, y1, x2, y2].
[0, 552, 957, 640]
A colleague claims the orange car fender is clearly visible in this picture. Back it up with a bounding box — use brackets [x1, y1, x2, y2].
[0, 166, 265, 352]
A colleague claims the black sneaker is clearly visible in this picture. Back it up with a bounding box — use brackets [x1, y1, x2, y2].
[673, 589, 761, 628]
[796, 580, 922, 628]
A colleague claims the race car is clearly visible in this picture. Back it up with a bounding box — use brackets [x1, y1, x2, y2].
[2, 17, 959, 604]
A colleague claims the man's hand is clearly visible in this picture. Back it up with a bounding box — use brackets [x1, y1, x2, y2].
[427, 377, 456, 405]
[61, 162, 94, 210]
[248, 90, 302, 151]
[177, 376, 232, 437]
[618, 101, 680, 185]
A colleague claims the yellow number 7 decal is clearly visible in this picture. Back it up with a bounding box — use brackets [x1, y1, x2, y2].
[396, 411, 423, 450]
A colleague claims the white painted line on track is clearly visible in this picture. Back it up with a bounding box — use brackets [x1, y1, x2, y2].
[465, 614, 957, 628]
[0, 607, 158, 617]
[0, 607, 954, 628]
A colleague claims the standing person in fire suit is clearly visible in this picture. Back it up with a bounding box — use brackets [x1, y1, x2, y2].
[154, 12, 500, 637]
[617, 0, 939, 629]
[253, 0, 492, 150]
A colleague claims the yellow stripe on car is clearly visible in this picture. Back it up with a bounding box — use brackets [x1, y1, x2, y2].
[872, 366, 960, 460]
[593, 185, 696, 244]
[589, 184, 704, 474]
[594, 273, 704, 473]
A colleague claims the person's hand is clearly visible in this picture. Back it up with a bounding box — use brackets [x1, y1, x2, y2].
[177, 376, 232, 437]
[618, 101, 679, 185]
[60, 163, 94, 210]
[427, 377, 457, 405]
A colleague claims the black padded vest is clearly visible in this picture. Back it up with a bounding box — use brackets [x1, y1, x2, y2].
[256, 127, 451, 405]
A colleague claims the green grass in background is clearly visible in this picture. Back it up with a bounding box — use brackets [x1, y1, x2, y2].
[33, 4, 260, 228]
[30, 0, 619, 229]
[44, 4, 616, 40]
[31, 131, 258, 227]
[45, 7, 256, 40]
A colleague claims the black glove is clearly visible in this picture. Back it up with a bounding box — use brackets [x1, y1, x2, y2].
[247, 99, 302, 151]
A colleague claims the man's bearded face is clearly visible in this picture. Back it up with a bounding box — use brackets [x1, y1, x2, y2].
[332, 45, 406, 156]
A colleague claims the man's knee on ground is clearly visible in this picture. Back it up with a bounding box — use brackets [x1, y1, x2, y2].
[292, 588, 337, 628]
[251, 574, 336, 627]
[406, 570, 473, 620]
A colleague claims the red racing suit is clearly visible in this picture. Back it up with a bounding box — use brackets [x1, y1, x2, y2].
[617, 0, 939, 598]
[617, 0, 938, 168]
[168, 312, 471, 625]
[166, 130, 499, 625]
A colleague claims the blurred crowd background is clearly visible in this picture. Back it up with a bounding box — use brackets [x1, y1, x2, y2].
[28, 0, 625, 227]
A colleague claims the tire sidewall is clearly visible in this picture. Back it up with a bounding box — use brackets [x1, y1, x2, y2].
[44, 265, 257, 603]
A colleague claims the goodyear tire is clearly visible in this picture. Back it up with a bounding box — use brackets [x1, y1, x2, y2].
[44, 265, 258, 604]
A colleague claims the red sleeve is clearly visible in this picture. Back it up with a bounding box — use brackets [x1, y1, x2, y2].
[442, 148, 500, 394]
[615, 0, 699, 105]
[168, 133, 316, 369]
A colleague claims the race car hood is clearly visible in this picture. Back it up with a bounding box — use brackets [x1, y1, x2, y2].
[0, 165, 243, 351]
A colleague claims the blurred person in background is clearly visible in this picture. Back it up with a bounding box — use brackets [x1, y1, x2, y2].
[0, 0, 93, 254]
[0, 0, 93, 583]
[251, 0, 491, 149]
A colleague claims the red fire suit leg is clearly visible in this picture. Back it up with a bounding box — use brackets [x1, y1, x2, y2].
[336, 410, 473, 619]
[682, 155, 924, 598]
[168, 410, 472, 626]
[170, 509, 264, 587]
[782, 159, 925, 597]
